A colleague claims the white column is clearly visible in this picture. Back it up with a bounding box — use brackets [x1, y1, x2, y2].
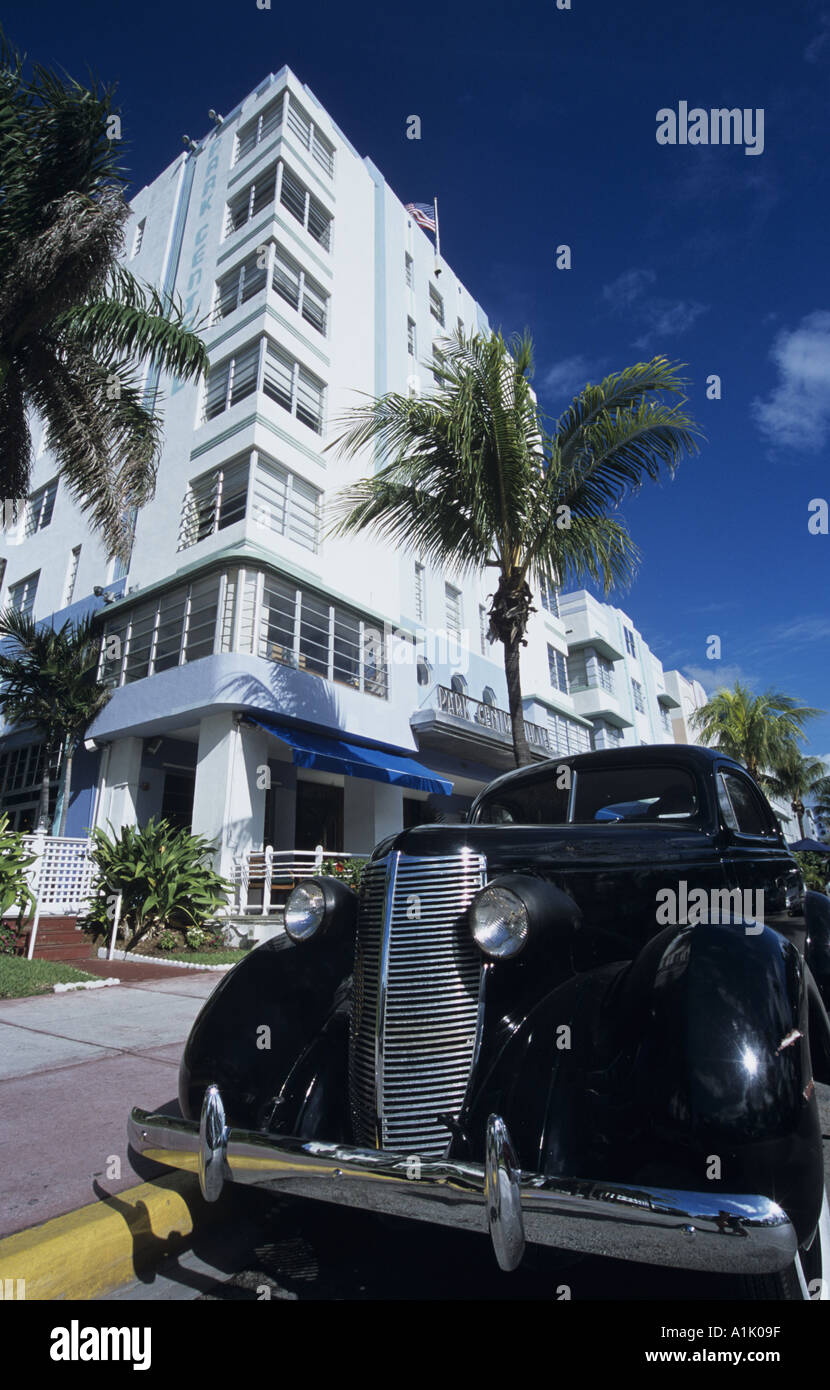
[343, 778, 403, 851]
[191, 713, 268, 879]
[94, 737, 143, 833]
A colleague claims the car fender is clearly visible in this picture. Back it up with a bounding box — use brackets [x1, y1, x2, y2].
[463, 920, 824, 1245]
[178, 928, 353, 1129]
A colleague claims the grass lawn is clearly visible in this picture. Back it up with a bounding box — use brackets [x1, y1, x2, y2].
[151, 949, 247, 964]
[0, 957, 97, 999]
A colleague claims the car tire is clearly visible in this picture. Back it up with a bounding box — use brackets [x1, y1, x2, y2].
[739, 1186, 830, 1300]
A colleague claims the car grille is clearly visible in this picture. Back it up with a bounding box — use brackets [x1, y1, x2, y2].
[349, 850, 486, 1157]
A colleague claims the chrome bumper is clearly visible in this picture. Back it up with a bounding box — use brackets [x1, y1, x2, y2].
[128, 1086, 797, 1275]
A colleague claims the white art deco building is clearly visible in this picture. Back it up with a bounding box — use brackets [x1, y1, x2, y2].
[2, 66, 791, 861]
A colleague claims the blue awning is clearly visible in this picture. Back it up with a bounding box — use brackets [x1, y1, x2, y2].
[250, 719, 453, 795]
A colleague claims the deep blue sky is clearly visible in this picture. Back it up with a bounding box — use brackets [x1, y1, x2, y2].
[7, 0, 830, 756]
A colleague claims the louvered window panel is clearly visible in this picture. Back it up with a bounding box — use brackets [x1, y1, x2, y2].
[299, 592, 329, 675]
[307, 194, 331, 250]
[260, 575, 297, 662]
[302, 277, 327, 334]
[349, 852, 486, 1156]
[185, 576, 220, 662]
[332, 609, 361, 686]
[229, 344, 259, 405]
[227, 189, 250, 233]
[204, 361, 231, 419]
[154, 591, 187, 672]
[280, 167, 306, 224]
[124, 603, 156, 683]
[263, 344, 294, 410]
[296, 367, 324, 432]
[251, 168, 277, 218]
[238, 571, 259, 654]
[260, 94, 284, 140]
[272, 248, 301, 310]
[311, 129, 334, 177]
[287, 475, 319, 550]
[287, 97, 311, 148]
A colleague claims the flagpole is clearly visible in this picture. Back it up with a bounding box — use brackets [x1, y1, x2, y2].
[433, 196, 440, 259]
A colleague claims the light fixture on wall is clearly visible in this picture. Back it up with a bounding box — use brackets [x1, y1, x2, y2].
[145, 737, 163, 755]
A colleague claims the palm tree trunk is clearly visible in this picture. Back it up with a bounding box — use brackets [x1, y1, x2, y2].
[794, 801, 805, 840]
[503, 634, 532, 767]
[35, 741, 56, 834]
[57, 739, 74, 837]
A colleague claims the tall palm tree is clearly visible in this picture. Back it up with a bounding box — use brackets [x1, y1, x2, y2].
[328, 329, 701, 765]
[766, 746, 829, 839]
[0, 609, 110, 834]
[691, 683, 823, 790]
[0, 33, 208, 559]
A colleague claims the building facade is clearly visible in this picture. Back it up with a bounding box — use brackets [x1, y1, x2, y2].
[0, 67, 800, 860]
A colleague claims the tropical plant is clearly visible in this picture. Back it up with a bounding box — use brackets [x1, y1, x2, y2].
[329, 330, 701, 765]
[691, 683, 823, 790]
[0, 32, 208, 559]
[0, 608, 111, 833]
[792, 851, 829, 894]
[320, 855, 368, 891]
[766, 745, 829, 839]
[83, 817, 230, 951]
[0, 812, 36, 952]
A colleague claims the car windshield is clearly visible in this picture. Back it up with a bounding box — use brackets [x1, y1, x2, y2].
[474, 765, 701, 826]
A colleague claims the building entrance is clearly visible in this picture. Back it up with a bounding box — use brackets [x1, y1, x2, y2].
[295, 779, 344, 851]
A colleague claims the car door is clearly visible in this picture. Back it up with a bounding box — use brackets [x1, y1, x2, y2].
[715, 764, 806, 951]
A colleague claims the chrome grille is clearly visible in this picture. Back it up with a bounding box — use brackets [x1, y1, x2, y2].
[349, 851, 486, 1157]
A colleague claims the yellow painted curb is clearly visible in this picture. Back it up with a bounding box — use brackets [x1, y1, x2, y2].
[0, 1170, 217, 1301]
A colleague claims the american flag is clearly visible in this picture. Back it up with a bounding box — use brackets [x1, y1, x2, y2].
[405, 202, 436, 233]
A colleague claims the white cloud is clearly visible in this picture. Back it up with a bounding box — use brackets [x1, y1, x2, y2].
[752, 311, 830, 451]
[541, 354, 605, 401]
[682, 663, 754, 695]
[601, 267, 707, 349]
[602, 269, 656, 310]
[805, 10, 830, 61]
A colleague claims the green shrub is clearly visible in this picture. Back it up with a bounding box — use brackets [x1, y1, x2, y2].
[83, 817, 231, 952]
[185, 926, 207, 950]
[320, 856, 367, 892]
[0, 814, 36, 953]
[156, 929, 178, 952]
[793, 851, 830, 894]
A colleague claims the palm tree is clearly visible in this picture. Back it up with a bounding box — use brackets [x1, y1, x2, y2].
[691, 683, 823, 790]
[328, 329, 701, 765]
[0, 33, 208, 560]
[0, 609, 110, 834]
[766, 745, 829, 839]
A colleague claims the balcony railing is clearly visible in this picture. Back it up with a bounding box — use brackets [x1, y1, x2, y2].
[433, 685, 556, 753]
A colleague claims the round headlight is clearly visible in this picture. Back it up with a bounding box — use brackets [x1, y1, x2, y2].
[469, 885, 529, 959]
[284, 881, 326, 942]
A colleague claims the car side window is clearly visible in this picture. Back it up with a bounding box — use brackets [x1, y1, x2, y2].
[719, 771, 775, 837]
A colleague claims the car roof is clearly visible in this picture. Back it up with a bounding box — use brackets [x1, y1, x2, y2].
[472, 743, 744, 804]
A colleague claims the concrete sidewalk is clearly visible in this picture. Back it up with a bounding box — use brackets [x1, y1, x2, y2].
[0, 972, 223, 1239]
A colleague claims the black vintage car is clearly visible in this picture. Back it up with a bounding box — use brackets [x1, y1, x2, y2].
[129, 745, 830, 1298]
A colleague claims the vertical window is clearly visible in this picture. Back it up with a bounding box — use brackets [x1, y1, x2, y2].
[213, 249, 268, 323]
[287, 95, 335, 178]
[631, 678, 645, 714]
[405, 253, 414, 288]
[8, 572, 38, 618]
[203, 343, 260, 419]
[271, 242, 330, 332]
[539, 574, 559, 616]
[132, 218, 145, 257]
[24, 479, 58, 536]
[225, 165, 278, 235]
[445, 583, 462, 639]
[429, 284, 445, 325]
[624, 626, 637, 658]
[432, 345, 444, 385]
[64, 546, 81, 606]
[180, 457, 249, 547]
[0, 557, 6, 597]
[414, 562, 425, 622]
[279, 165, 332, 250]
[547, 644, 569, 693]
[479, 605, 488, 654]
[407, 317, 417, 357]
